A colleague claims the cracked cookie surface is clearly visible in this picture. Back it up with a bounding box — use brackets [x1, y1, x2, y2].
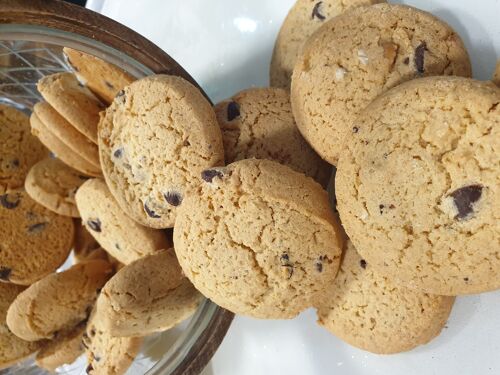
[0, 190, 74, 285]
[96, 249, 202, 337]
[98, 75, 224, 229]
[174, 159, 344, 319]
[215, 87, 330, 186]
[25, 157, 87, 218]
[75, 178, 170, 265]
[6, 260, 112, 341]
[336, 76, 500, 295]
[270, 0, 385, 89]
[291, 3, 471, 165]
[316, 240, 454, 353]
[0, 104, 48, 193]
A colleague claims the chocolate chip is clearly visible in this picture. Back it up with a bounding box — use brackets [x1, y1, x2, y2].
[280, 253, 289, 263]
[227, 101, 240, 121]
[86, 364, 93, 374]
[144, 203, 161, 218]
[0, 267, 11, 281]
[403, 57, 410, 65]
[94, 355, 101, 362]
[115, 243, 121, 251]
[104, 80, 114, 89]
[389, 204, 395, 209]
[0, 194, 20, 209]
[87, 219, 102, 232]
[449, 184, 483, 220]
[379, 204, 385, 214]
[11, 159, 19, 167]
[113, 148, 123, 158]
[28, 222, 47, 234]
[464, 277, 469, 282]
[164, 191, 182, 207]
[315, 261, 323, 273]
[360, 259, 367, 269]
[116, 90, 125, 98]
[312, 2, 326, 20]
[280, 253, 294, 279]
[78, 175, 88, 180]
[201, 169, 223, 183]
[414, 41, 427, 74]
[89, 328, 96, 337]
[352, 126, 359, 133]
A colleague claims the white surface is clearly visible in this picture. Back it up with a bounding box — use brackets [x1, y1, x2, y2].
[90, 1, 500, 374]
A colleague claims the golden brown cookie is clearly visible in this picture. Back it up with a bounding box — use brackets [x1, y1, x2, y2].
[6, 260, 113, 341]
[174, 159, 344, 319]
[0, 104, 48, 193]
[37, 72, 104, 143]
[291, 3, 472, 164]
[98, 75, 225, 229]
[214, 87, 330, 186]
[25, 157, 87, 217]
[336, 76, 500, 295]
[0, 189, 74, 285]
[64, 47, 135, 104]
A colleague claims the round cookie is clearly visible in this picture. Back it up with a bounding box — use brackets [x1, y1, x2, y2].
[37, 72, 104, 143]
[30, 112, 102, 177]
[98, 74, 224, 229]
[25, 157, 88, 217]
[336, 76, 500, 295]
[75, 178, 170, 265]
[0, 283, 42, 369]
[174, 159, 344, 319]
[493, 60, 500, 87]
[291, 3, 472, 165]
[270, 0, 385, 89]
[36, 323, 85, 372]
[316, 240, 454, 354]
[214, 87, 330, 186]
[7, 260, 113, 341]
[96, 249, 202, 337]
[83, 306, 143, 375]
[0, 104, 48, 193]
[0, 189, 74, 285]
[64, 47, 135, 104]
[33, 101, 100, 167]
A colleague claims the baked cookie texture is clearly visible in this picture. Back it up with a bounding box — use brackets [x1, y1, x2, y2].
[6, 260, 112, 341]
[214, 87, 330, 186]
[291, 3, 472, 164]
[174, 159, 344, 319]
[30, 112, 102, 177]
[0, 104, 48, 193]
[0, 283, 42, 369]
[37, 72, 104, 143]
[33, 101, 100, 168]
[64, 47, 135, 104]
[96, 249, 202, 337]
[35, 323, 85, 372]
[336, 76, 500, 295]
[316, 240, 454, 354]
[25, 157, 87, 217]
[98, 74, 225, 229]
[0, 189, 74, 285]
[84, 306, 143, 375]
[270, 0, 385, 89]
[75, 178, 170, 265]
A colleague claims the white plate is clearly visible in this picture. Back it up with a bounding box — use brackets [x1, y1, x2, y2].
[88, 1, 500, 374]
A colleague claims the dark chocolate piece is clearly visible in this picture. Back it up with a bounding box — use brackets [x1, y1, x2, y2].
[414, 42, 427, 74]
[0, 267, 12, 281]
[0, 194, 20, 209]
[164, 191, 182, 207]
[113, 148, 123, 158]
[449, 184, 483, 220]
[227, 101, 240, 121]
[201, 169, 223, 183]
[87, 219, 102, 232]
[28, 222, 47, 234]
[360, 259, 367, 269]
[144, 203, 161, 219]
[104, 80, 114, 89]
[312, 2, 326, 20]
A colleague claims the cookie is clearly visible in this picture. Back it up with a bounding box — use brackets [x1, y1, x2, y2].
[33, 101, 100, 167]
[64, 47, 135, 104]
[336, 76, 500, 295]
[25, 157, 87, 217]
[214, 87, 330, 186]
[0, 104, 48, 193]
[98, 74, 224, 229]
[291, 3, 472, 165]
[83, 306, 143, 375]
[0, 190, 74, 285]
[174, 159, 344, 319]
[35, 323, 85, 372]
[37, 72, 104, 143]
[0, 283, 42, 369]
[7, 260, 112, 341]
[270, 0, 385, 89]
[316, 240, 454, 353]
[75, 178, 170, 265]
[96, 249, 202, 337]
[30, 112, 102, 177]
[493, 60, 500, 87]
